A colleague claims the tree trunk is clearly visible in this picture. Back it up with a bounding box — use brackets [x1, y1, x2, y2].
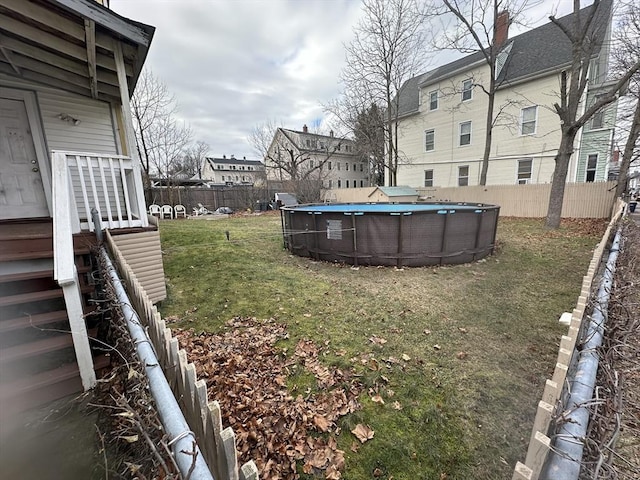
[545, 133, 576, 228]
[614, 99, 640, 198]
[479, 83, 496, 186]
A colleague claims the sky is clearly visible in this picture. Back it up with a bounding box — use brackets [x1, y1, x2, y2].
[110, 0, 589, 160]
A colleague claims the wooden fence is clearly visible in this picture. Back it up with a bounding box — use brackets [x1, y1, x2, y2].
[105, 230, 259, 480]
[325, 182, 618, 218]
[146, 185, 281, 214]
[512, 199, 625, 480]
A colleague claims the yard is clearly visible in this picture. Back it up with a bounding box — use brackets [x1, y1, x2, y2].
[158, 212, 607, 480]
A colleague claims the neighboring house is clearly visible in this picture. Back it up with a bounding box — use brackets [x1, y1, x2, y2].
[201, 155, 266, 185]
[265, 125, 370, 189]
[394, 1, 616, 188]
[0, 0, 163, 410]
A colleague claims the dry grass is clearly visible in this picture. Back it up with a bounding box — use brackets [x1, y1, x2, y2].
[159, 213, 608, 479]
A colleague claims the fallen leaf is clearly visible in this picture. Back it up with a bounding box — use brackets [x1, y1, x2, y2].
[433, 344, 442, 350]
[458, 327, 468, 334]
[423, 329, 432, 335]
[351, 424, 375, 443]
[369, 335, 387, 346]
[314, 415, 331, 432]
[401, 354, 411, 361]
[392, 401, 403, 410]
[350, 442, 360, 453]
[456, 351, 468, 360]
[122, 435, 139, 443]
[371, 394, 385, 405]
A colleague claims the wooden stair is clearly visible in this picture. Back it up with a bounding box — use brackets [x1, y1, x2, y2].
[0, 219, 109, 416]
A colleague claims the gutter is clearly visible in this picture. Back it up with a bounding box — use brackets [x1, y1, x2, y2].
[541, 227, 622, 479]
[99, 247, 215, 480]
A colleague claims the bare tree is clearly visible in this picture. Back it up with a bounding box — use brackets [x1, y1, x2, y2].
[147, 115, 192, 180]
[131, 69, 175, 177]
[341, 0, 429, 186]
[182, 140, 210, 179]
[545, 0, 640, 228]
[612, 0, 640, 198]
[433, 0, 533, 186]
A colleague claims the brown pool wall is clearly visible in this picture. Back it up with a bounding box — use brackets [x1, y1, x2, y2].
[280, 202, 500, 267]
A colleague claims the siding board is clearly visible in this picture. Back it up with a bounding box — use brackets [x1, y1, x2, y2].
[110, 230, 167, 303]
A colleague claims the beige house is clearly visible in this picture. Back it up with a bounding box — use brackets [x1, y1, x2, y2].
[201, 155, 265, 185]
[394, 1, 616, 188]
[265, 125, 370, 190]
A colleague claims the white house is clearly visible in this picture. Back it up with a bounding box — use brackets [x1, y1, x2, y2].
[201, 155, 265, 185]
[265, 125, 370, 190]
[394, 0, 616, 189]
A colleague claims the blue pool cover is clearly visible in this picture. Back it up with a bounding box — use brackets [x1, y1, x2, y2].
[285, 203, 485, 214]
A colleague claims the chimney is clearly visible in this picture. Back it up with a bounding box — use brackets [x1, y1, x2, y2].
[302, 124, 308, 133]
[330, 130, 334, 137]
[223, 154, 226, 159]
[231, 154, 235, 159]
[494, 10, 510, 48]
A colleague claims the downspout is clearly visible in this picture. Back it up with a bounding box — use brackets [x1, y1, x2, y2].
[99, 247, 214, 480]
[541, 226, 622, 479]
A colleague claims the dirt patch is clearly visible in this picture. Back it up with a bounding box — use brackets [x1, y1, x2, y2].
[176, 318, 363, 479]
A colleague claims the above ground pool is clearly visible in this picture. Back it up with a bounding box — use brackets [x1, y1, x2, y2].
[280, 202, 500, 267]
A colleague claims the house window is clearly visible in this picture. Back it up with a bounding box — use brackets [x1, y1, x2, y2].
[360, 180, 364, 187]
[517, 158, 533, 184]
[328, 161, 332, 170]
[338, 179, 342, 188]
[310, 160, 314, 168]
[217, 165, 222, 169]
[328, 179, 333, 188]
[346, 180, 349, 188]
[458, 166, 469, 186]
[459, 121, 471, 146]
[346, 163, 349, 171]
[462, 79, 473, 101]
[424, 169, 433, 187]
[221, 175, 225, 181]
[586, 154, 598, 182]
[429, 90, 438, 110]
[337, 162, 341, 171]
[306, 139, 311, 147]
[353, 163, 356, 171]
[425, 129, 435, 151]
[521, 106, 537, 135]
[592, 109, 605, 129]
[360, 164, 363, 172]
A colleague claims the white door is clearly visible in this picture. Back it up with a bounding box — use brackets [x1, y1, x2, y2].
[0, 97, 49, 219]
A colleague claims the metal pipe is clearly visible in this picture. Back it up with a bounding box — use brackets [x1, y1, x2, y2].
[99, 248, 214, 480]
[542, 227, 622, 480]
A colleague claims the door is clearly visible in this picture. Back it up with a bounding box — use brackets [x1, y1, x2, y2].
[0, 97, 48, 219]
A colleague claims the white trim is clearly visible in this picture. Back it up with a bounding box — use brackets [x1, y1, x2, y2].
[424, 128, 435, 152]
[459, 120, 472, 146]
[461, 79, 473, 102]
[520, 105, 538, 136]
[428, 89, 439, 111]
[585, 153, 598, 182]
[516, 157, 534, 184]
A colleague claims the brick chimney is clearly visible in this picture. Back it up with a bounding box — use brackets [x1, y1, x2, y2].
[494, 10, 510, 48]
[330, 130, 334, 137]
[302, 124, 308, 133]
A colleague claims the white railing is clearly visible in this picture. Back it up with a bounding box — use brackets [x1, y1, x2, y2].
[51, 151, 149, 233]
[50, 150, 149, 391]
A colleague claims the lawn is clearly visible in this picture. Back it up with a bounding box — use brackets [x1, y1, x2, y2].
[158, 212, 607, 480]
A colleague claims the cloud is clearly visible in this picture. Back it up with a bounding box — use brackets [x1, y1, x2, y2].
[111, 0, 362, 158]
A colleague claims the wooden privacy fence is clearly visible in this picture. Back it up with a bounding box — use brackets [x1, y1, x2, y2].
[512, 199, 625, 480]
[325, 182, 617, 218]
[417, 182, 617, 218]
[105, 230, 259, 480]
[147, 186, 280, 214]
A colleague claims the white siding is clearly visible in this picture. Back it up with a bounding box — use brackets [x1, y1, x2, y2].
[396, 68, 566, 188]
[0, 75, 118, 155]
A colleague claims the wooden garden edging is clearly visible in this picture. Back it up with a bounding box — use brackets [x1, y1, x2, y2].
[512, 199, 626, 480]
[105, 230, 259, 480]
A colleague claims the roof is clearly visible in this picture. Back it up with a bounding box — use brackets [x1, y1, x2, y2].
[0, 0, 155, 101]
[206, 157, 264, 167]
[368, 186, 419, 198]
[396, 0, 612, 118]
[280, 128, 356, 146]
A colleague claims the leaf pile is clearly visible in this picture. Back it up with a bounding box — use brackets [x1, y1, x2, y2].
[175, 318, 363, 479]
